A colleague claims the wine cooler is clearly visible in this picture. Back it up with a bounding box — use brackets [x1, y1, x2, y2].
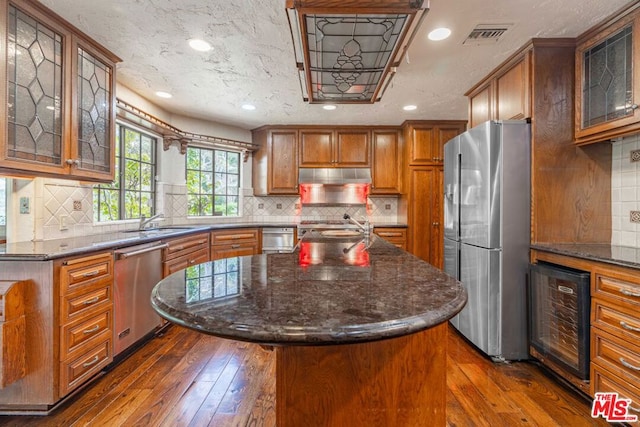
[528, 262, 591, 380]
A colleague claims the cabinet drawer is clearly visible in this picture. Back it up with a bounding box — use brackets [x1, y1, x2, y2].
[61, 285, 111, 324]
[61, 307, 112, 357]
[594, 272, 640, 308]
[211, 244, 259, 261]
[163, 247, 211, 277]
[163, 233, 210, 261]
[591, 364, 640, 417]
[60, 253, 113, 295]
[592, 299, 640, 341]
[211, 228, 259, 245]
[59, 336, 112, 397]
[592, 330, 640, 385]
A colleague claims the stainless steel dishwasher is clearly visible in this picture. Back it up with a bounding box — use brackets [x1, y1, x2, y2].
[114, 241, 168, 356]
[262, 227, 295, 253]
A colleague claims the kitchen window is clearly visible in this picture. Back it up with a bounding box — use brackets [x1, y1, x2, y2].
[93, 124, 156, 221]
[186, 146, 240, 216]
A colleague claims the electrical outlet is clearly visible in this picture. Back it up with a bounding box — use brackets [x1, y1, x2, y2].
[19, 197, 30, 214]
[59, 214, 69, 231]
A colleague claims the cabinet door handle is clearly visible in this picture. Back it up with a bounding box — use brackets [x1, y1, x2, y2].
[82, 355, 100, 368]
[620, 288, 640, 297]
[620, 321, 640, 332]
[630, 104, 639, 111]
[83, 324, 101, 334]
[83, 296, 101, 305]
[82, 270, 101, 278]
[619, 357, 640, 371]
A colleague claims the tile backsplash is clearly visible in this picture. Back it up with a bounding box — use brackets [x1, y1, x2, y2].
[612, 134, 640, 247]
[8, 178, 399, 242]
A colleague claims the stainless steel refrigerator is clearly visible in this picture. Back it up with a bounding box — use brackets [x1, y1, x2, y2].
[443, 120, 530, 361]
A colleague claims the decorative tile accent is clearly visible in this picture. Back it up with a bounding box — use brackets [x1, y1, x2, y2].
[73, 200, 82, 211]
[612, 135, 640, 247]
[631, 149, 640, 163]
[630, 211, 640, 223]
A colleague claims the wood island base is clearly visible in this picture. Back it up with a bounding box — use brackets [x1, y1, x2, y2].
[276, 322, 447, 427]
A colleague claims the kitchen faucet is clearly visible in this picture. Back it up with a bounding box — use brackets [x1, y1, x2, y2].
[139, 213, 164, 230]
[343, 213, 371, 237]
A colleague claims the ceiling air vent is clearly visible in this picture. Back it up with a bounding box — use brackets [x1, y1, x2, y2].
[463, 24, 512, 45]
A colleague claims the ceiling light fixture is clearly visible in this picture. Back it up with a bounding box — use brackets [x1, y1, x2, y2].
[285, 0, 429, 104]
[242, 104, 256, 111]
[403, 105, 417, 111]
[188, 39, 212, 52]
[323, 105, 337, 110]
[428, 27, 451, 41]
[155, 91, 173, 99]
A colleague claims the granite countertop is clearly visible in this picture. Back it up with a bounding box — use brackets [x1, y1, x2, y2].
[151, 235, 467, 345]
[531, 243, 640, 270]
[0, 221, 408, 261]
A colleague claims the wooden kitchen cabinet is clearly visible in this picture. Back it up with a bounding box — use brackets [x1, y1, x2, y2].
[0, 0, 120, 182]
[211, 228, 260, 260]
[575, 3, 640, 145]
[590, 267, 640, 414]
[252, 127, 299, 195]
[467, 53, 531, 129]
[403, 121, 466, 166]
[58, 252, 113, 396]
[299, 128, 370, 167]
[407, 167, 443, 267]
[373, 227, 407, 250]
[162, 232, 210, 277]
[370, 129, 401, 195]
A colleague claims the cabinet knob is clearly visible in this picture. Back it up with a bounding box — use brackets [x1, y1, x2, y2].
[432, 222, 440, 227]
[631, 104, 639, 111]
[65, 159, 80, 166]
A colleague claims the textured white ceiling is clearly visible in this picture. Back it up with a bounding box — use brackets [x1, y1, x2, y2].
[39, 0, 635, 130]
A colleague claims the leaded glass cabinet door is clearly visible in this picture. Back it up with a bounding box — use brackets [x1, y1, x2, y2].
[1, 2, 68, 175]
[575, 10, 640, 143]
[70, 38, 117, 181]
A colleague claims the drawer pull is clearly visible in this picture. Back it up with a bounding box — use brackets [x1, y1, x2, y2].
[82, 355, 100, 368]
[630, 404, 640, 413]
[83, 296, 101, 305]
[620, 321, 640, 332]
[558, 285, 574, 295]
[82, 270, 101, 278]
[619, 357, 640, 371]
[620, 288, 640, 297]
[83, 324, 101, 335]
[231, 244, 241, 249]
[189, 259, 196, 264]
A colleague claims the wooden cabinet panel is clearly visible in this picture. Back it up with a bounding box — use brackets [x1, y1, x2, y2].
[469, 85, 491, 129]
[59, 336, 111, 397]
[407, 167, 441, 267]
[299, 130, 333, 166]
[575, 5, 640, 144]
[0, 0, 120, 182]
[404, 121, 466, 165]
[592, 330, 640, 384]
[373, 227, 407, 250]
[211, 228, 260, 261]
[592, 364, 640, 417]
[252, 128, 299, 195]
[162, 233, 210, 278]
[334, 130, 369, 166]
[61, 285, 111, 324]
[60, 309, 112, 356]
[371, 130, 400, 194]
[496, 56, 530, 121]
[60, 252, 113, 294]
[593, 270, 640, 308]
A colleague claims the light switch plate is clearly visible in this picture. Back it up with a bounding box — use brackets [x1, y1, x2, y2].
[19, 197, 30, 214]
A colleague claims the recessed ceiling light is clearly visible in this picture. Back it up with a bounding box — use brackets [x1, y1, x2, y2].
[242, 104, 256, 111]
[323, 105, 337, 110]
[403, 105, 417, 111]
[188, 39, 212, 52]
[155, 91, 172, 99]
[428, 27, 452, 41]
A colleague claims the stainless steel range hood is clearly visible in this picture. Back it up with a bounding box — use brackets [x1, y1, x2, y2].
[298, 168, 371, 206]
[298, 168, 371, 185]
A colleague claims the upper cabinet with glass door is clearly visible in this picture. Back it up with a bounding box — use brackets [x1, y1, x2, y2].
[575, 4, 640, 145]
[0, 0, 120, 181]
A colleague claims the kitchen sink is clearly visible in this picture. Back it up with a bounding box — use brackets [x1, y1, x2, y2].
[124, 226, 198, 234]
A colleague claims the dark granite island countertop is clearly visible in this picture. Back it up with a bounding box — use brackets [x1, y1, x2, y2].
[151, 235, 466, 426]
[151, 235, 466, 345]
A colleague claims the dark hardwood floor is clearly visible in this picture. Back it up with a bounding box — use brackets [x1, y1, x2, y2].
[0, 324, 607, 426]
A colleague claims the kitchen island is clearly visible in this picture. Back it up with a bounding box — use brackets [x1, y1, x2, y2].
[151, 234, 467, 426]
